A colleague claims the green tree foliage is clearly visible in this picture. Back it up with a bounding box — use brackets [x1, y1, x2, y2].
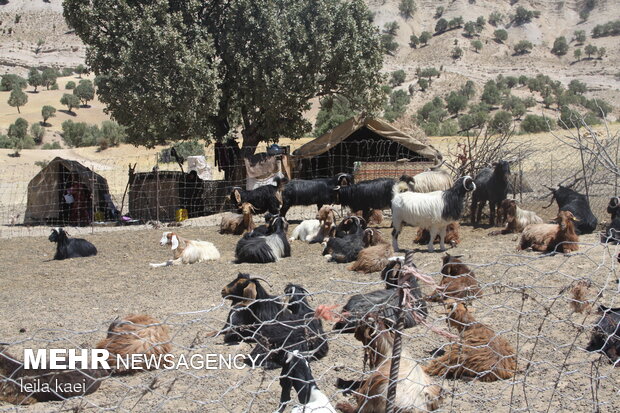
[597, 47, 606, 59]
[559, 107, 600, 129]
[464, 21, 476, 37]
[551, 36, 568, 56]
[490, 110, 513, 134]
[449, 17, 464, 29]
[523, 96, 536, 108]
[100, 120, 127, 147]
[381, 33, 399, 55]
[584, 44, 598, 58]
[513, 40, 533, 55]
[8, 87, 28, 113]
[1, 74, 27, 91]
[439, 119, 459, 136]
[62, 68, 74, 77]
[451, 46, 463, 59]
[416, 97, 446, 123]
[384, 21, 399, 36]
[41, 68, 58, 90]
[314, 96, 355, 137]
[458, 110, 488, 131]
[471, 40, 483, 53]
[514, 6, 535, 25]
[489, 12, 504, 27]
[41, 105, 56, 125]
[568, 80, 587, 95]
[383, 90, 410, 122]
[73, 79, 95, 106]
[30, 123, 45, 144]
[61, 120, 100, 147]
[398, 0, 416, 18]
[7, 118, 34, 155]
[502, 95, 526, 119]
[579, 10, 590, 22]
[390, 70, 406, 87]
[417, 78, 429, 91]
[481, 80, 501, 106]
[60, 93, 81, 113]
[435, 18, 448, 33]
[28, 68, 42, 92]
[459, 80, 476, 99]
[573, 30, 586, 44]
[419, 67, 440, 84]
[42, 142, 62, 150]
[584, 98, 613, 118]
[446, 92, 468, 116]
[520, 114, 555, 133]
[66, 81, 76, 90]
[160, 140, 205, 162]
[494, 29, 508, 43]
[75, 64, 86, 78]
[518, 75, 529, 86]
[592, 20, 620, 38]
[574, 48, 582, 61]
[64, 0, 385, 150]
[505, 76, 518, 88]
[419, 31, 432, 46]
[409, 34, 419, 48]
[435, 6, 444, 19]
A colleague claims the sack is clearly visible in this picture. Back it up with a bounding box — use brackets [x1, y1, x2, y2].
[64, 193, 74, 204]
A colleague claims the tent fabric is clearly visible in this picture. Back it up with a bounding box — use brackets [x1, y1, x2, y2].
[293, 116, 442, 161]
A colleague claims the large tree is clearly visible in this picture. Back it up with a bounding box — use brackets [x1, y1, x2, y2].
[63, 0, 385, 151]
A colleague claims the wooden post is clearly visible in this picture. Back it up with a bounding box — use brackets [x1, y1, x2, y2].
[156, 155, 160, 222]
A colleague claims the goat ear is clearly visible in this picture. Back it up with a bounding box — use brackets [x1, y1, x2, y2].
[242, 282, 257, 301]
[171, 234, 179, 250]
[234, 190, 241, 204]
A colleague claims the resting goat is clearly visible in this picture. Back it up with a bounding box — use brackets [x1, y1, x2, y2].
[235, 216, 291, 263]
[544, 184, 598, 235]
[49, 228, 97, 260]
[335, 178, 395, 222]
[280, 173, 353, 217]
[425, 301, 517, 381]
[290, 206, 337, 243]
[518, 210, 579, 254]
[219, 202, 256, 235]
[414, 222, 461, 248]
[322, 216, 369, 263]
[601, 196, 620, 244]
[427, 253, 482, 302]
[336, 315, 442, 413]
[0, 345, 105, 405]
[96, 314, 172, 373]
[150, 232, 220, 267]
[230, 176, 288, 215]
[347, 228, 393, 273]
[489, 199, 543, 235]
[471, 160, 511, 226]
[585, 305, 620, 365]
[392, 176, 476, 252]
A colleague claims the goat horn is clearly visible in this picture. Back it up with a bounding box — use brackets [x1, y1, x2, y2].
[250, 276, 273, 287]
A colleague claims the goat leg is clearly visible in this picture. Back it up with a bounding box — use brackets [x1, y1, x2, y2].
[335, 402, 358, 413]
[336, 378, 363, 395]
[277, 376, 292, 413]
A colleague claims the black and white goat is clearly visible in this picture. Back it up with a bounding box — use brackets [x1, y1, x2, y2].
[471, 160, 511, 226]
[335, 178, 395, 222]
[280, 173, 353, 217]
[392, 176, 476, 252]
[602, 196, 620, 244]
[230, 177, 288, 215]
[322, 216, 367, 263]
[48, 228, 97, 260]
[544, 184, 598, 235]
[235, 216, 291, 263]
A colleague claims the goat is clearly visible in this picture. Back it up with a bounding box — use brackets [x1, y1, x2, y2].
[425, 301, 517, 381]
[471, 160, 511, 226]
[414, 222, 461, 248]
[544, 184, 598, 235]
[335, 178, 395, 222]
[290, 206, 337, 244]
[427, 253, 482, 302]
[290, 219, 321, 243]
[280, 173, 354, 217]
[602, 196, 620, 244]
[568, 279, 596, 314]
[235, 216, 291, 263]
[0, 345, 105, 405]
[489, 199, 543, 235]
[219, 202, 256, 235]
[230, 176, 288, 215]
[150, 231, 220, 267]
[96, 314, 172, 373]
[354, 208, 384, 226]
[336, 315, 442, 413]
[518, 210, 579, 254]
[347, 228, 393, 273]
[48, 228, 97, 260]
[392, 176, 476, 252]
[322, 217, 369, 263]
[398, 169, 453, 194]
[585, 305, 620, 365]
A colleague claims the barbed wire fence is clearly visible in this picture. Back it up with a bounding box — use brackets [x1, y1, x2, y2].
[0, 125, 619, 412]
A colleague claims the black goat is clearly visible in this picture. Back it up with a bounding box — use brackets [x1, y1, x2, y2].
[471, 160, 511, 226]
[335, 178, 395, 221]
[280, 173, 354, 217]
[322, 216, 367, 263]
[0, 346, 106, 405]
[235, 216, 291, 263]
[602, 196, 620, 244]
[544, 184, 598, 235]
[331, 257, 427, 333]
[585, 305, 620, 365]
[49, 228, 97, 260]
[230, 177, 288, 215]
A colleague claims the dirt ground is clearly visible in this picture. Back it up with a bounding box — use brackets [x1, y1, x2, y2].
[1, 216, 619, 412]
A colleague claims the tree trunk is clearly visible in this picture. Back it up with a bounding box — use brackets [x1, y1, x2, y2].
[17, 106, 20, 114]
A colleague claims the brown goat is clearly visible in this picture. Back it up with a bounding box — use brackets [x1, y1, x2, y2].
[425, 301, 517, 382]
[414, 222, 460, 247]
[354, 209, 384, 226]
[219, 202, 256, 235]
[347, 228, 393, 273]
[428, 253, 482, 302]
[0, 346, 105, 405]
[316, 205, 338, 243]
[569, 279, 596, 314]
[96, 314, 172, 373]
[336, 315, 442, 413]
[490, 199, 543, 235]
[518, 210, 579, 253]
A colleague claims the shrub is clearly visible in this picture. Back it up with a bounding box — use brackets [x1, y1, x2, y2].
[592, 20, 620, 38]
[573, 30, 586, 44]
[435, 18, 448, 33]
[514, 40, 533, 55]
[398, 0, 416, 18]
[494, 29, 508, 43]
[520, 114, 555, 133]
[42, 142, 62, 150]
[419, 31, 432, 46]
[30, 123, 45, 144]
[440, 119, 459, 136]
[584, 98, 613, 118]
[384, 21, 399, 36]
[0, 74, 27, 91]
[464, 22, 477, 37]
[159, 140, 205, 162]
[446, 92, 468, 116]
[35, 160, 50, 169]
[380, 34, 398, 55]
[50, 82, 59, 90]
[383, 90, 411, 122]
[481, 80, 501, 105]
[574, 48, 582, 60]
[417, 98, 446, 123]
[490, 110, 513, 134]
[559, 107, 600, 129]
[568, 79, 587, 95]
[448, 17, 464, 29]
[0, 134, 11, 149]
[514, 6, 535, 25]
[418, 78, 429, 91]
[420, 121, 440, 136]
[61, 120, 100, 147]
[390, 70, 406, 87]
[435, 6, 444, 19]
[551, 36, 568, 56]
[409, 34, 419, 48]
[471, 40, 483, 53]
[62, 68, 74, 77]
[489, 12, 504, 26]
[65, 81, 76, 90]
[523, 96, 536, 108]
[459, 80, 476, 99]
[451, 46, 463, 59]
[458, 111, 488, 131]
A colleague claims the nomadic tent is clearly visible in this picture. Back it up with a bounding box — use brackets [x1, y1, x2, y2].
[293, 116, 443, 180]
[24, 157, 114, 225]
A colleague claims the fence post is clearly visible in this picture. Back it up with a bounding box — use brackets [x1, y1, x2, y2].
[91, 166, 95, 235]
[156, 155, 160, 222]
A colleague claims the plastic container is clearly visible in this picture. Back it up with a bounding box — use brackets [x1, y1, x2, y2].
[176, 208, 189, 222]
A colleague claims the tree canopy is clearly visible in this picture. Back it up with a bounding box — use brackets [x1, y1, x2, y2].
[63, 0, 385, 150]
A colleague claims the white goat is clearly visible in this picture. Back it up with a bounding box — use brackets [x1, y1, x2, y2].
[150, 232, 220, 267]
[398, 169, 453, 194]
[392, 176, 476, 252]
[289, 219, 321, 242]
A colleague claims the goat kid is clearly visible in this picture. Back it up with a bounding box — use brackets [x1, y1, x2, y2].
[235, 216, 291, 263]
[219, 202, 256, 235]
[347, 228, 393, 273]
[489, 199, 543, 235]
[518, 210, 579, 254]
[49, 228, 97, 260]
[414, 222, 460, 248]
[427, 253, 482, 302]
[150, 232, 220, 267]
[290, 206, 338, 243]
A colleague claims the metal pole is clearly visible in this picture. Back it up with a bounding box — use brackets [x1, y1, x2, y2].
[91, 166, 95, 235]
[156, 155, 160, 222]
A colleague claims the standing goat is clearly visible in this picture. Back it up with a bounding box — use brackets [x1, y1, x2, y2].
[471, 160, 511, 226]
[602, 196, 620, 244]
[489, 199, 543, 235]
[336, 315, 442, 413]
[49, 228, 97, 260]
[219, 202, 256, 235]
[544, 184, 598, 235]
[230, 176, 288, 215]
[585, 305, 620, 365]
[392, 176, 476, 252]
[425, 301, 517, 381]
[427, 253, 482, 302]
[96, 314, 172, 373]
[235, 216, 291, 263]
[335, 178, 395, 222]
[397, 169, 452, 194]
[518, 210, 580, 254]
[280, 173, 353, 217]
[347, 228, 393, 273]
[150, 232, 220, 267]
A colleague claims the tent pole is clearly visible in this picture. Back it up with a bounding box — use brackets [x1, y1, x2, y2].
[91, 166, 95, 235]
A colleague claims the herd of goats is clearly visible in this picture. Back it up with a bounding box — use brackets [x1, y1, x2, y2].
[2, 161, 620, 412]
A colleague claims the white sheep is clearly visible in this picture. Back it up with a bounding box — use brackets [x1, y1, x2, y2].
[150, 232, 220, 267]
